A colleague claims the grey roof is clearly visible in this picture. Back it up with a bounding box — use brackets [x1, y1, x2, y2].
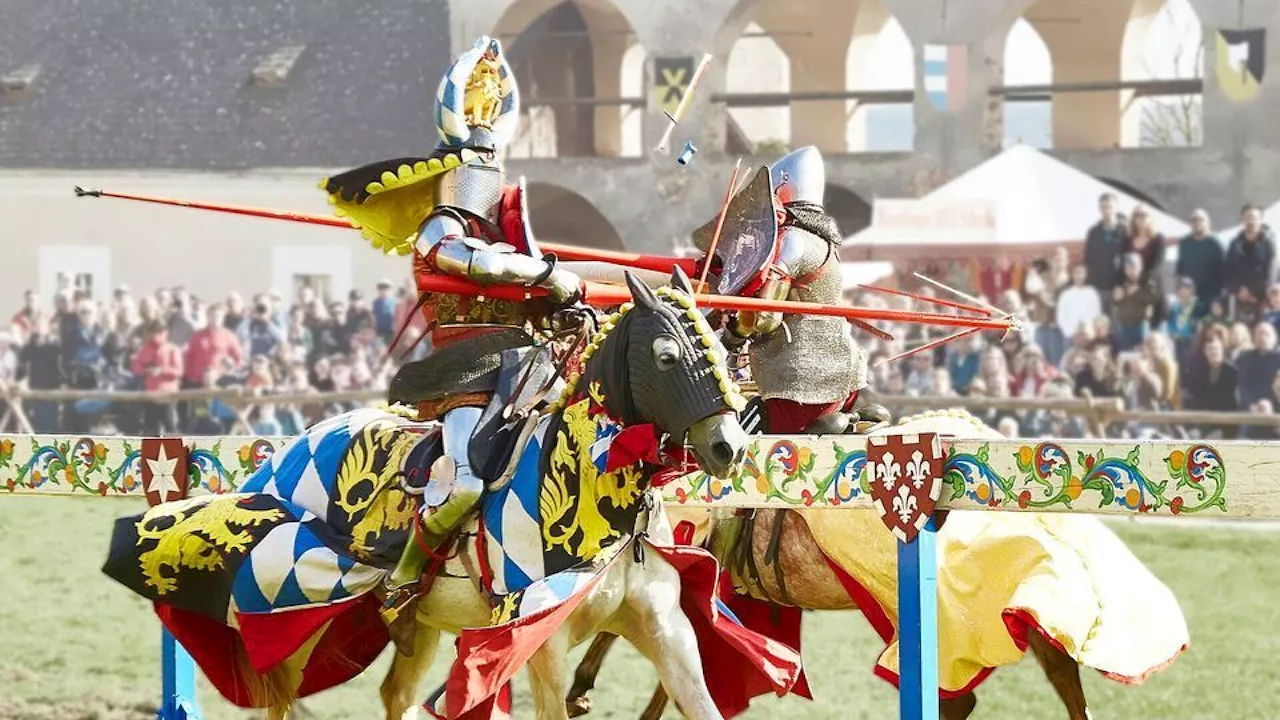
[0, 0, 452, 169]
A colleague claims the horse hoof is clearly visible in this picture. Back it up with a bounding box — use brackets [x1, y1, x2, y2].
[566, 695, 592, 717]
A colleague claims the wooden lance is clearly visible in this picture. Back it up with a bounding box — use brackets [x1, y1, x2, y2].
[416, 274, 1017, 333]
[72, 187, 699, 277]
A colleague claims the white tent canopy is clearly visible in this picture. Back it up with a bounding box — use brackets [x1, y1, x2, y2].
[841, 145, 1191, 259]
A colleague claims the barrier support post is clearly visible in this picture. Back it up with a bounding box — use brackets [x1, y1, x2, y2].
[159, 628, 202, 719]
[897, 516, 939, 720]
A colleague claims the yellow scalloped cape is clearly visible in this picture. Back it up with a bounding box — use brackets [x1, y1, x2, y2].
[321, 149, 481, 256]
[804, 410, 1188, 694]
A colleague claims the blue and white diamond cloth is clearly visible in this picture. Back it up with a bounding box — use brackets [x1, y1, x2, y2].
[481, 414, 622, 596]
[434, 35, 521, 148]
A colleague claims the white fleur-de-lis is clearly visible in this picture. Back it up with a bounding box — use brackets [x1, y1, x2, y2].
[893, 485, 917, 524]
[877, 451, 901, 491]
[906, 449, 931, 489]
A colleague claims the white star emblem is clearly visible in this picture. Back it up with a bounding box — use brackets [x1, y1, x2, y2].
[146, 445, 181, 501]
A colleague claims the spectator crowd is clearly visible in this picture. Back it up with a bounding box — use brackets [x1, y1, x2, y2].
[2, 275, 426, 435]
[853, 193, 1279, 440]
[3, 193, 1278, 440]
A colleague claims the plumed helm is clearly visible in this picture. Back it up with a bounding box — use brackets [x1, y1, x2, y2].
[769, 146, 825, 206]
[433, 36, 521, 152]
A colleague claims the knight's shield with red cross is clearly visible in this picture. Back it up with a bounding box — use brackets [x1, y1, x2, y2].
[866, 433, 944, 543]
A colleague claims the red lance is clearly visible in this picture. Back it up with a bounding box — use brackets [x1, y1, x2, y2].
[72, 187, 1015, 334]
[417, 274, 1016, 333]
[72, 187, 700, 277]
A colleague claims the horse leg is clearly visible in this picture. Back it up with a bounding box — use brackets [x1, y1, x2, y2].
[565, 632, 619, 717]
[381, 626, 442, 720]
[940, 692, 978, 720]
[619, 559, 723, 720]
[527, 630, 573, 720]
[639, 684, 670, 720]
[1027, 632, 1092, 720]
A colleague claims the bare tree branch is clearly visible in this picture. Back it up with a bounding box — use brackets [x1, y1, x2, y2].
[1138, 2, 1204, 147]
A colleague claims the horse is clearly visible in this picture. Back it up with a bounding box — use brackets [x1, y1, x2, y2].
[560, 410, 1188, 720]
[105, 269, 790, 720]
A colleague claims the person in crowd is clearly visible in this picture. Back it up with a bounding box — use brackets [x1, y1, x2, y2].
[1227, 321, 1254, 360]
[1235, 322, 1280, 408]
[224, 292, 249, 339]
[932, 367, 956, 397]
[1056, 264, 1102, 339]
[372, 279, 397, 343]
[1224, 204, 1276, 325]
[1143, 332, 1180, 409]
[1183, 336, 1240, 437]
[946, 333, 983, 394]
[1084, 192, 1127, 298]
[345, 289, 376, 340]
[1122, 204, 1167, 289]
[185, 304, 245, 391]
[1075, 345, 1117, 398]
[904, 352, 936, 396]
[99, 304, 136, 385]
[246, 300, 283, 358]
[997, 416, 1020, 439]
[1112, 254, 1166, 352]
[15, 317, 62, 432]
[1011, 345, 1056, 398]
[1175, 208, 1223, 316]
[1091, 314, 1117, 354]
[61, 300, 104, 432]
[11, 289, 40, 341]
[1166, 277, 1199, 358]
[130, 321, 184, 434]
[1030, 302, 1066, 368]
[285, 306, 315, 360]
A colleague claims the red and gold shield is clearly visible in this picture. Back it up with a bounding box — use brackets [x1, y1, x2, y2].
[140, 437, 190, 507]
[866, 433, 944, 543]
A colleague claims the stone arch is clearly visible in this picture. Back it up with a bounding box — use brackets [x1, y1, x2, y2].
[825, 183, 873, 236]
[716, 0, 870, 154]
[526, 182, 626, 250]
[845, 1, 914, 152]
[1020, 0, 1138, 149]
[725, 21, 791, 152]
[1002, 18, 1054, 148]
[490, 0, 644, 158]
[1095, 176, 1168, 211]
[1120, 0, 1203, 147]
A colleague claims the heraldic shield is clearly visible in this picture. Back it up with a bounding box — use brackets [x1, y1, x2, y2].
[141, 437, 190, 507]
[690, 166, 780, 295]
[867, 433, 944, 543]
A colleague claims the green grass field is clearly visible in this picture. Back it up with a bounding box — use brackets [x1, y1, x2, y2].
[2, 498, 1277, 719]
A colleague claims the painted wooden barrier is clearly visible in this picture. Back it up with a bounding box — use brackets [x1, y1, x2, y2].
[6, 429, 1278, 720]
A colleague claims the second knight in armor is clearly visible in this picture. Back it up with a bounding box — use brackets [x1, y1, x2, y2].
[695, 146, 887, 434]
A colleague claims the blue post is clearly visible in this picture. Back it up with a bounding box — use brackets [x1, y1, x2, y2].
[158, 629, 202, 720]
[897, 516, 939, 720]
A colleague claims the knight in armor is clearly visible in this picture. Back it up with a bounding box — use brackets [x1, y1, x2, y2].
[321, 36, 583, 648]
[693, 146, 889, 434]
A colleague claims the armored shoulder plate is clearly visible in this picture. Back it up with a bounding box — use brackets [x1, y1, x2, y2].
[437, 161, 504, 223]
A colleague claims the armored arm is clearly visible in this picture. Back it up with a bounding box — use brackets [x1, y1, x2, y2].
[415, 210, 582, 304]
[726, 226, 824, 341]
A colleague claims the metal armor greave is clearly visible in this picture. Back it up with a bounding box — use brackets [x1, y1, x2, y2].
[422, 406, 485, 537]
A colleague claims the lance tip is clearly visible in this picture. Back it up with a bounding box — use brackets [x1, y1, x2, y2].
[73, 186, 103, 198]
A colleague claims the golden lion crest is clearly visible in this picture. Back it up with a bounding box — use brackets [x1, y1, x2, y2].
[539, 399, 644, 560]
[334, 420, 421, 561]
[136, 494, 285, 596]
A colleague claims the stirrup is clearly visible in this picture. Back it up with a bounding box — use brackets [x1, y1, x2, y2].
[380, 581, 422, 625]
